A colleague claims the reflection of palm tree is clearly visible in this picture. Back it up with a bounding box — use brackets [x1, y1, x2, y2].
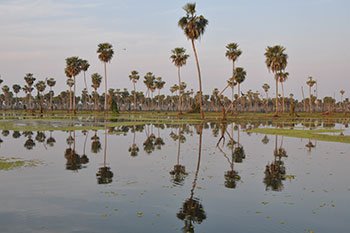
[262, 135, 270, 144]
[154, 127, 165, 150]
[91, 131, 102, 154]
[24, 131, 35, 150]
[170, 127, 188, 186]
[46, 131, 56, 147]
[233, 126, 246, 163]
[264, 135, 287, 191]
[305, 139, 316, 152]
[64, 131, 88, 171]
[217, 123, 241, 189]
[12, 131, 21, 139]
[96, 127, 113, 184]
[177, 124, 206, 232]
[129, 126, 140, 157]
[81, 130, 89, 164]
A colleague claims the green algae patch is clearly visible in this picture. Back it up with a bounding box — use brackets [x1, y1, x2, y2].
[0, 158, 41, 171]
[247, 128, 350, 144]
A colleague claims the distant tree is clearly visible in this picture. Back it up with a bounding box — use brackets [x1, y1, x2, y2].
[97, 43, 114, 112]
[129, 70, 140, 110]
[65, 56, 82, 113]
[24, 73, 36, 110]
[170, 47, 190, 114]
[35, 80, 46, 113]
[46, 78, 56, 111]
[265, 45, 288, 116]
[12, 84, 21, 109]
[91, 73, 102, 111]
[306, 76, 316, 112]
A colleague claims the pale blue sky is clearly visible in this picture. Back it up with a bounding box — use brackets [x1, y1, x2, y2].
[0, 0, 349, 99]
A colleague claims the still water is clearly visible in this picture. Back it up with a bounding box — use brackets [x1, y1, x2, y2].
[0, 123, 349, 233]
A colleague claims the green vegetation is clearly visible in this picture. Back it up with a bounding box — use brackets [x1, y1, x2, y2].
[0, 158, 40, 171]
[247, 128, 350, 144]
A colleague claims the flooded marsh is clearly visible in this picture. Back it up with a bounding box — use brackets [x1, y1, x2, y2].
[0, 122, 349, 233]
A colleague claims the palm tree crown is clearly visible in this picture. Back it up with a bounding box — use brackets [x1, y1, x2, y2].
[170, 47, 190, 67]
[178, 3, 208, 40]
[265, 45, 288, 75]
[225, 43, 242, 63]
[97, 43, 114, 63]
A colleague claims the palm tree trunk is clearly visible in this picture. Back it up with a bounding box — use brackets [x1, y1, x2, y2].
[191, 39, 204, 120]
[309, 86, 312, 112]
[238, 83, 241, 112]
[275, 75, 279, 115]
[281, 82, 285, 113]
[104, 62, 108, 112]
[69, 87, 72, 112]
[178, 66, 182, 114]
[73, 76, 76, 114]
[133, 82, 137, 111]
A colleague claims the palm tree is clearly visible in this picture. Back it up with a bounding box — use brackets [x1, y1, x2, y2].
[306, 76, 316, 112]
[225, 43, 242, 103]
[46, 78, 56, 111]
[66, 78, 74, 111]
[129, 70, 140, 110]
[340, 89, 345, 112]
[234, 67, 247, 112]
[12, 84, 21, 109]
[262, 83, 270, 112]
[170, 47, 190, 114]
[91, 73, 102, 111]
[80, 59, 90, 92]
[35, 80, 46, 113]
[155, 77, 165, 110]
[178, 3, 208, 120]
[24, 73, 36, 110]
[278, 71, 289, 113]
[143, 72, 156, 109]
[65, 56, 82, 113]
[97, 43, 114, 112]
[264, 45, 288, 116]
[1, 85, 10, 109]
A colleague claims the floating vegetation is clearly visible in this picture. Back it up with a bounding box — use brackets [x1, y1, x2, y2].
[0, 157, 41, 171]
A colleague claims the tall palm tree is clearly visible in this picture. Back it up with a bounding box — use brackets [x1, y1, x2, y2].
[264, 45, 288, 116]
[35, 80, 46, 113]
[24, 73, 36, 110]
[306, 76, 316, 113]
[155, 77, 165, 110]
[46, 78, 56, 111]
[340, 89, 345, 112]
[225, 43, 242, 103]
[278, 71, 289, 113]
[80, 59, 90, 92]
[170, 47, 190, 114]
[97, 43, 114, 112]
[143, 72, 156, 109]
[178, 3, 208, 120]
[262, 83, 270, 112]
[234, 67, 247, 112]
[91, 73, 102, 111]
[12, 84, 21, 109]
[65, 56, 82, 113]
[129, 70, 140, 110]
[1, 85, 10, 109]
[66, 78, 74, 111]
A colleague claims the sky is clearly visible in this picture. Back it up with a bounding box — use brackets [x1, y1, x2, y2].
[0, 0, 349, 100]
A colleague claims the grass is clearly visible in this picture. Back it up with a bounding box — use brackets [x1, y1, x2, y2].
[247, 128, 350, 144]
[0, 157, 41, 171]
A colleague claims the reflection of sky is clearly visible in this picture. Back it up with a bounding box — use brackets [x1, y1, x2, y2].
[0, 0, 349, 100]
[0, 125, 350, 232]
